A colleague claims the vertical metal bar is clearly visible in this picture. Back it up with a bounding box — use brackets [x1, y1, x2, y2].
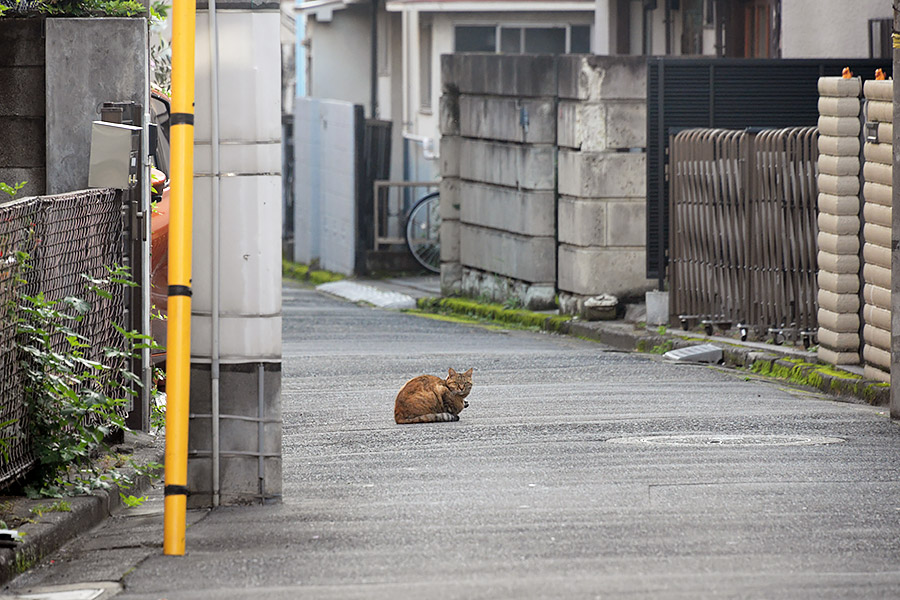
[258, 362, 266, 501]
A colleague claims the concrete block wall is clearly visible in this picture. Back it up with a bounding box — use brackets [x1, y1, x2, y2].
[556, 55, 651, 314]
[440, 55, 558, 308]
[816, 76, 862, 366]
[861, 79, 892, 383]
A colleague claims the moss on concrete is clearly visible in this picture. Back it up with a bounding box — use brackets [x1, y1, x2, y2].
[416, 297, 571, 333]
[282, 260, 345, 285]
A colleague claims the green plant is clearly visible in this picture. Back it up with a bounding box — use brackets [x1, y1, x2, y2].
[0, 181, 26, 198]
[36, 0, 145, 16]
[656, 325, 667, 335]
[30, 500, 71, 518]
[119, 493, 146, 508]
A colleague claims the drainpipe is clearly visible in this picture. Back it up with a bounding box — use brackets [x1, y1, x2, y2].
[141, 20, 152, 432]
[370, 0, 378, 118]
[164, 0, 196, 557]
[208, 0, 222, 509]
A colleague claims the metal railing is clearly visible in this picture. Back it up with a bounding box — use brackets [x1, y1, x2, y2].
[0, 188, 128, 488]
[668, 127, 818, 343]
[373, 180, 438, 249]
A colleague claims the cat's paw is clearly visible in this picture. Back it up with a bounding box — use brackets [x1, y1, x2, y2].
[463, 400, 469, 408]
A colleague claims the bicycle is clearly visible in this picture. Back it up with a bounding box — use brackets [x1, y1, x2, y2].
[405, 190, 440, 273]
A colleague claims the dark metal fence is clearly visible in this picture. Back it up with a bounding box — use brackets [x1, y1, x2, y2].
[0, 188, 127, 488]
[668, 127, 818, 342]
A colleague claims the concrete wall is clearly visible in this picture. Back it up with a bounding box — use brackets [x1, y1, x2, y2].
[306, 5, 372, 117]
[0, 19, 45, 198]
[440, 53, 652, 311]
[782, 0, 889, 59]
[294, 97, 360, 276]
[45, 18, 147, 195]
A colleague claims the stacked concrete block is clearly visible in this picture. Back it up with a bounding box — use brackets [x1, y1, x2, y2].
[440, 55, 558, 309]
[861, 79, 892, 383]
[816, 76, 862, 366]
[556, 56, 652, 315]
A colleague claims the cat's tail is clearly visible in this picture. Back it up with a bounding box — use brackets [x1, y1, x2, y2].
[395, 412, 460, 424]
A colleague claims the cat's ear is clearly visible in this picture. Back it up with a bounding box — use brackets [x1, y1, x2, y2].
[464, 368, 473, 377]
[448, 367, 457, 377]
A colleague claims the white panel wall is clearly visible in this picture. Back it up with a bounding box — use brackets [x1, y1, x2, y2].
[782, 0, 889, 58]
[293, 97, 358, 275]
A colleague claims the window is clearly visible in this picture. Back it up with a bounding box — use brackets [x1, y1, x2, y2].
[419, 20, 432, 110]
[869, 18, 892, 59]
[456, 24, 590, 54]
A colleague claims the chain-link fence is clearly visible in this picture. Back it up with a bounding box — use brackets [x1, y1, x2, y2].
[0, 188, 128, 489]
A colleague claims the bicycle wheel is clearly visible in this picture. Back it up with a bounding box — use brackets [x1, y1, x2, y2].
[405, 191, 441, 273]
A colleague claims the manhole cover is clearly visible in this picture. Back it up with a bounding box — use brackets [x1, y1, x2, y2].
[607, 434, 844, 447]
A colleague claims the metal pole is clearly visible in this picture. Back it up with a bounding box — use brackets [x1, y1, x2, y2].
[890, 0, 900, 419]
[208, 0, 222, 510]
[164, 0, 196, 556]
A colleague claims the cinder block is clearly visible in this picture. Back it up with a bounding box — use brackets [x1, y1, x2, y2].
[817, 307, 859, 333]
[460, 181, 555, 237]
[864, 222, 891, 247]
[0, 118, 44, 167]
[864, 363, 890, 383]
[448, 54, 558, 97]
[864, 142, 892, 165]
[863, 161, 892, 187]
[0, 167, 43, 196]
[817, 345, 860, 366]
[558, 55, 646, 101]
[818, 135, 859, 157]
[866, 100, 893, 124]
[441, 219, 460, 262]
[817, 155, 858, 177]
[558, 196, 605, 247]
[459, 138, 555, 190]
[863, 263, 891, 289]
[440, 136, 460, 178]
[460, 224, 555, 283]
[558, 149, 645, 198]
[863, 201, 892, 228]
[870, 121, 893, 144]
[440, 178, 460, 220]
[863, 342, 891, 369]
[817, 328, 860, 351]
[607, 201, 646, 247]
[817, 96, 859, 118]
[817, 76, 861, 97]
[817, 115, 860, 137]
[818, 173, 859, 196]
[863, 324, 891, 353]
[557, 244, 653, 298]
[558, 100, 646, 151]
[439, 93, 460, 136]
[817, 271, 859, 295]
[817, 231, 858, 255]
[817, 212, 858, 235]
[817, 250, 859, 274]
[440, 261, 462, 295]
[864, 303, 891, 330]
[864, 283, 891, 310]
[460, 95, 555, 144]
[863, 182, 892, 208]
[863, 242, 891, 270]
[817, 193, 859, 216]
[818, 289, 859, 313]
[864, 79, 893, 101]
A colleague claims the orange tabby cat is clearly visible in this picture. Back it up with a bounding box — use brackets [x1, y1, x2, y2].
[394, 367, 473, 424]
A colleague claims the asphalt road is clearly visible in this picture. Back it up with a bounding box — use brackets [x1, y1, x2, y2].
[6, 281, 900, 599]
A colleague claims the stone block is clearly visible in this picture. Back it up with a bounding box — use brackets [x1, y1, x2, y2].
[863, 263, 891, 289]
[447, 54, 558, 97]
[863, 324, 891, 352]
[558, 100, 646, 152]
[607, 201, 646, 247]
[0, 66, 44, 117]
[817, 155, 858, 177]
[0, 167, 44, 197]
[440, 261, 462, 295]
[817, 307, 858, 333]
[864, 303, 891, 331]
[818, 135, 859, 157]
[459, 138, 556, 190]
[817, 231, 858, 255]
[817, 328, 860, 351]
[869, 121, 893, 144]
[440, 135, 460, 178]
[817, 250, 859, 274]
[0, 19, 44, 67]
[0, 118, 44, 168]
[864, 201, 892, 228]
[558, 196, 606, 247]
[864, 364, 891, 383]
[557, 55, 646, 101]
[864, 79, 893, 101]
[866, 100, 893, 124]
[817, 271, 859, 295]
[440, 93, 460, 136]
[460, 268, 555, 310]
[864, 343, 891, 369]
[558, 149, 645, 198]
[817, 289, 859, 313]
[557, 244, 653, 298]
[440, 178, 460, 220]
[460, 95, 555, 144]
[817, 96, 859, 118]
[864, 222, 891, 247]
[864, 283, 891, 310]
[817, 115, 860, 137]
[460, 181, 555, 237]
[863, 243, 891, 270]
[817, 76, 861, 97]
[818, 173, 859, 196]
[441, 219, 460, 262]
[863, 182, 892, 208]
[817, 193, 859, 216]
[460, 224, 555, 283]
[817, 345, 860, 366]
[817, 213, 858, 235]
[864, 142, 892, 165]
[863, 161, 892, 187]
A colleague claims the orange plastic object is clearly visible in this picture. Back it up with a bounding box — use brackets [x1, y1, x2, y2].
[875, 68, 886, 81]
[842, 67, 852, 79]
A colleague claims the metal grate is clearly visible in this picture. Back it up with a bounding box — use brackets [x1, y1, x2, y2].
[668, 126, 818, 339]
[0, 188, 128, 489]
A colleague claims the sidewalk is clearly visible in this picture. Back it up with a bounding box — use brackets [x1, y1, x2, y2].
[318, 275, 890, 407]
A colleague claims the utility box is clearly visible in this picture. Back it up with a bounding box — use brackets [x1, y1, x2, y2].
[88, 121, 140, 189]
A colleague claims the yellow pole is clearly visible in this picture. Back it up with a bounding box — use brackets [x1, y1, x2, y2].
[164, 0, 196, 556]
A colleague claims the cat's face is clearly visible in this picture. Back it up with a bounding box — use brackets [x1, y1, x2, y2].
[447, 367, 473, 397]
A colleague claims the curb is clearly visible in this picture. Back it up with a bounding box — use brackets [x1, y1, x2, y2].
[0, 432, 164, 585]
[416, 297, 891, 407]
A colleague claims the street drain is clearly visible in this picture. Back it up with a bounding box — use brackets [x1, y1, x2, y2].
[606, 434, 844, 447]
